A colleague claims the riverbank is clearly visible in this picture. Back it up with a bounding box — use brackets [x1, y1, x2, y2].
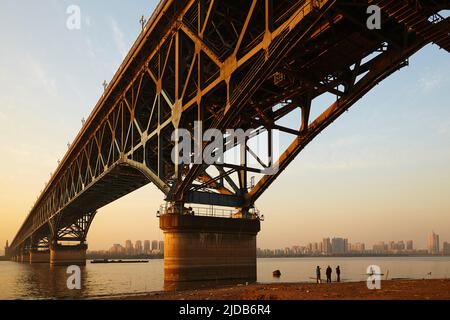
[114, 279, 450, 300]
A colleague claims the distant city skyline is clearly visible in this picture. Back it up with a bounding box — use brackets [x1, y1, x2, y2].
[88, 239, 164, 255]
[81, 231, 450, 256]
[258, 231, 450, 255]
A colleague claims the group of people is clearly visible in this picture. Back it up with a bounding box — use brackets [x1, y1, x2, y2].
[316, 265, 341, 283]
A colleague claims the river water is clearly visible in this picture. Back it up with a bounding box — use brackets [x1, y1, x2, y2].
[0, 257, 449, 299]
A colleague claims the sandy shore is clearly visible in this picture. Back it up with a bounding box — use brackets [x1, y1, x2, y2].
[114, 279, 450, 300]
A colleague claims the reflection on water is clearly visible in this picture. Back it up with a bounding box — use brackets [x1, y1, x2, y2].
[0, 260, 164, 299]
[0, 257, 449, 299]
[16, 264, 88, 299]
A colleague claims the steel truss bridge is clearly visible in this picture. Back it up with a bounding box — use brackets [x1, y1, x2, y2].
[9, 0, 450, 255]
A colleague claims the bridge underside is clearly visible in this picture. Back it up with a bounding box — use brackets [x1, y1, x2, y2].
[11, 163, 152, 264]
[9, 0, 450, 280]
[57, 163, 150, 218]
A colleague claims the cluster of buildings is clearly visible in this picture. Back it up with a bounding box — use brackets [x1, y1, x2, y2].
[111, 240, 164, 256]
[258, 232, 450, 257]
[258, 237, 360, 257]
[428, 231, 450, 255]
[372, 240, 414, 254]
[87, 240, 164, 258]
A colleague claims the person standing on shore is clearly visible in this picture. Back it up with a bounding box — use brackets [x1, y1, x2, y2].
[336, 266, 341, 282]
[316, 266, 321, 283]
[326, 266, 332, 283]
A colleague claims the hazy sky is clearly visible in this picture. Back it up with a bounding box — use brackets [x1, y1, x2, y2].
[0, 1, 449, 253]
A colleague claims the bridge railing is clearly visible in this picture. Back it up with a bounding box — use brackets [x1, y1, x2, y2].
[156, 204, 263, 220]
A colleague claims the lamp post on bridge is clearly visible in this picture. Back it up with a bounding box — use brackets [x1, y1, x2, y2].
[4, 241, 9, 258]
[140, 15, 147, 31]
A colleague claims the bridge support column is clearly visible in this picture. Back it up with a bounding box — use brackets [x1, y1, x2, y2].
[160, 214, 260, 283]
[50, 243, 87, 266]
[30, 250, 50, 264]
[20, 252, 30, 263]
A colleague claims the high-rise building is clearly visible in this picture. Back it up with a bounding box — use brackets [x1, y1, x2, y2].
[322, 238, 331, 254]
[372, 241, 387, 253]
[360, 243, 366, 252]
[350, 242, 365, 253]
[151, 240, 158, 251]
[135, 240, 143, 254]
[428, 232, 440, 254]
[313, 242, 319, 253]
[389, 241, 396, 251]
[158, 241, 164, 253]
[406, 240, 413, 251]
[331, 238, 348, 254]
[443, 242, 450, 256]
[144, 240, 151, 253]
[125, 240, 134, 255]
[109, 244, 124, 255]
[291, 246, 299, 255]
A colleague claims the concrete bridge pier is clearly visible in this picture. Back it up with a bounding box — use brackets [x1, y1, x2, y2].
[20, 252, 30, 263]
[30, 250, 50, 264]
[50, 243, 87, 266]
[160, 214, 260, 283]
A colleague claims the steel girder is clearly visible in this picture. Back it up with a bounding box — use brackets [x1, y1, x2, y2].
[9, 0, 450, 253]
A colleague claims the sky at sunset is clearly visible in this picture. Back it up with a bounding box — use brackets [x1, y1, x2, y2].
[1, 0, 449, 254]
